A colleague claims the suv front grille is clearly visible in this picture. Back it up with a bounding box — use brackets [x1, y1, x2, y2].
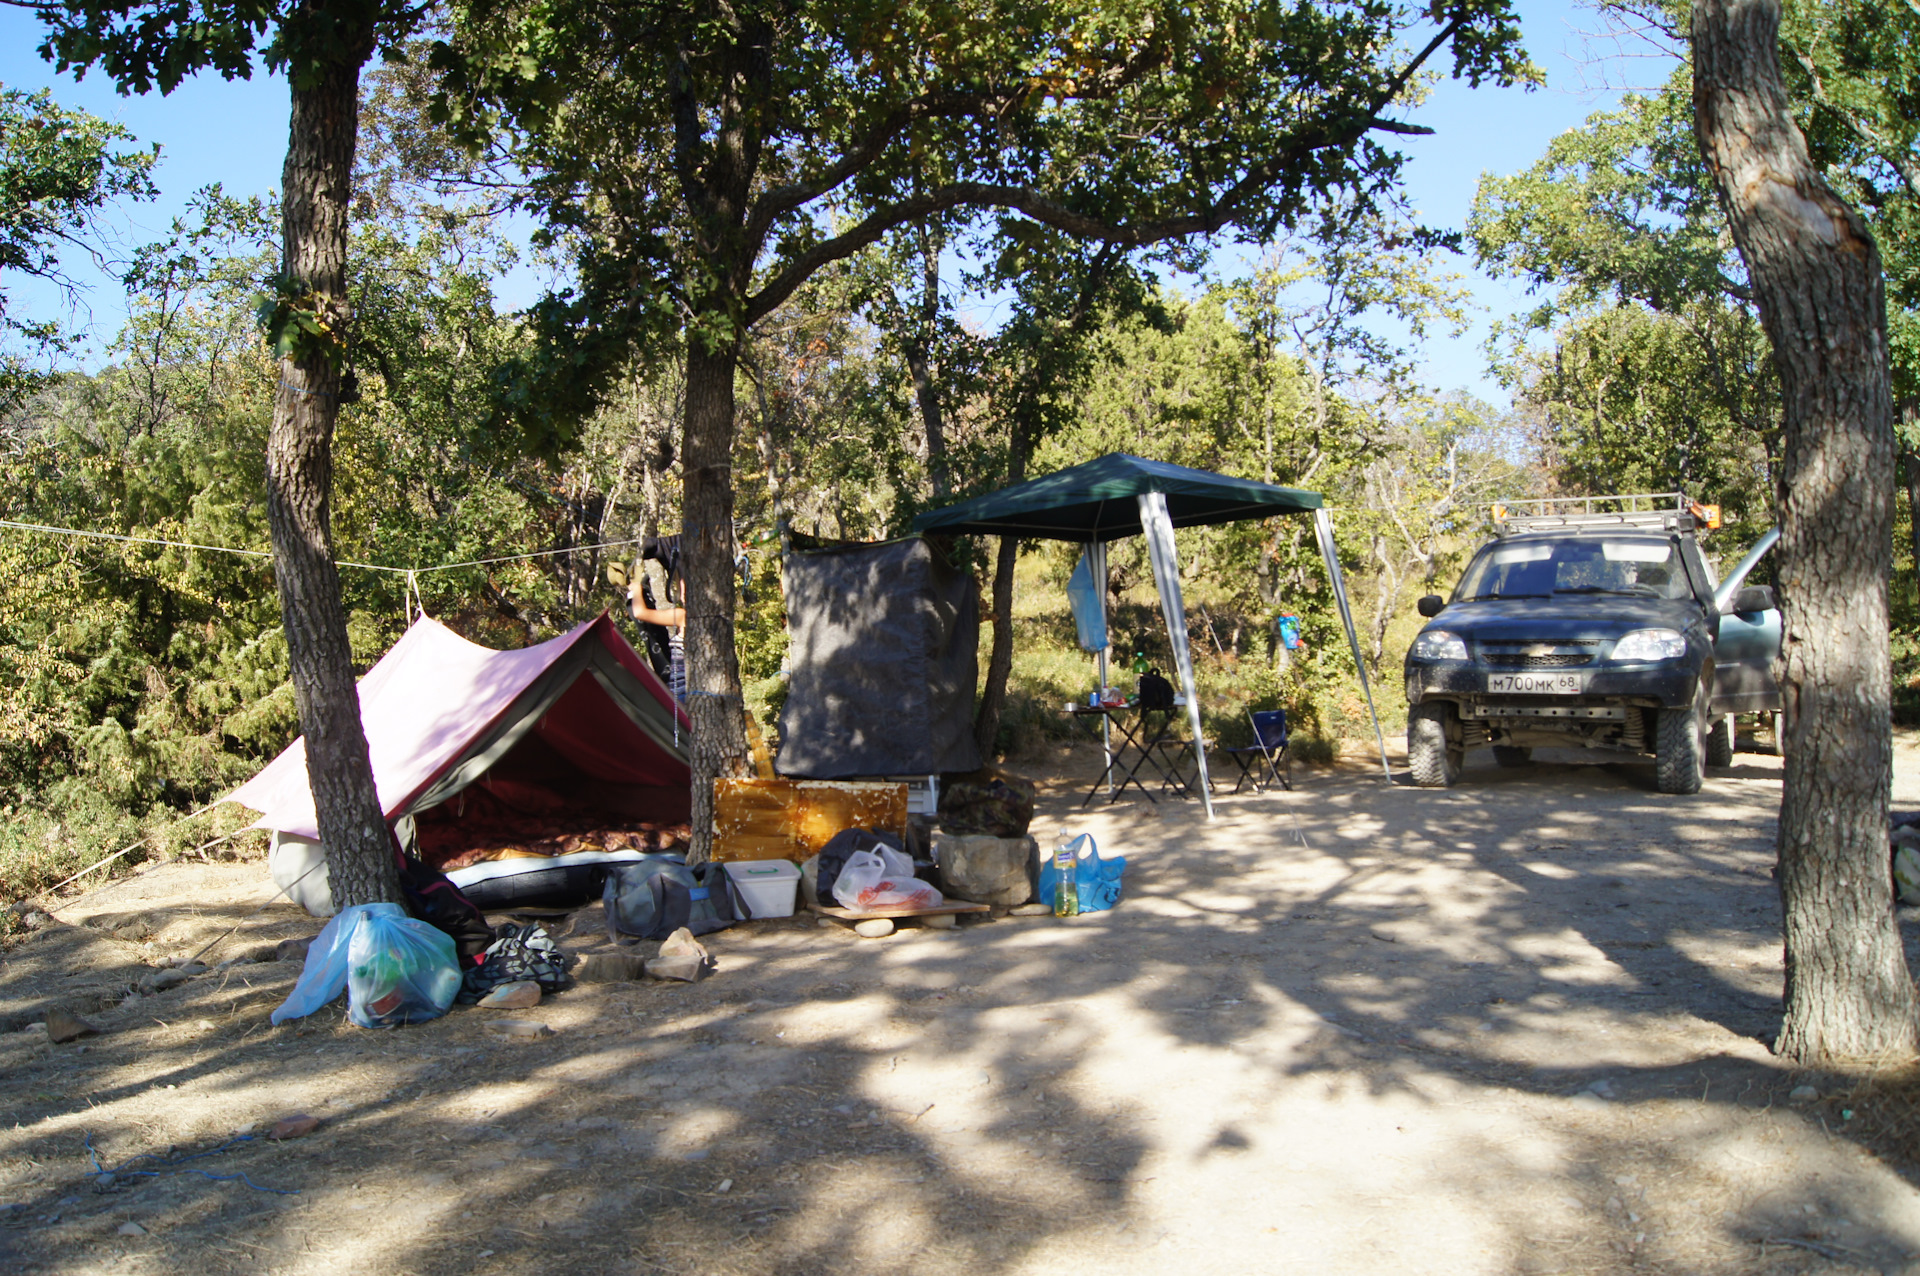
[1482, 653, 1591, 668]
[1476, 640, 1598, 668]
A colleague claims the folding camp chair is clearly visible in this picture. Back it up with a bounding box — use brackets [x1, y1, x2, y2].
[1223, 708, 1291, 793]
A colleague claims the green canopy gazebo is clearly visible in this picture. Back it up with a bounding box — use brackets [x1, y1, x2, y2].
[912, 453, 1391, 814]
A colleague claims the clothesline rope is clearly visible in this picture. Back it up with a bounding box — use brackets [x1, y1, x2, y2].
[0, 518, 688, 578]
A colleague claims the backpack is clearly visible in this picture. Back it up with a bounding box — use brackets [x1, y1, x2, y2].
[393, 843, 494, 964]
[603, 855, 742, 944]
[1137, 669, 1176, 711]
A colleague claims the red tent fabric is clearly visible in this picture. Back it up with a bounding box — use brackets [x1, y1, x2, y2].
[227, 613, 690, 841]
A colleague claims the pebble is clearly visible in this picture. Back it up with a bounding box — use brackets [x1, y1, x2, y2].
[1587, 1079, 1618, 1100]
[1789, 1084, 1820, 1105]
[117, 1221, 146, 1235]
[93, 1173, 116, 1191]
[268, 1114, 320, 1141]
[273, 937, 312, 964]
[854, 919, 896, 939]
[476, 981, 542, 1010]
[145, 968, 190, 993]
[487, 1018, 556, 1039]
[716, 1179, 733, 1194]
[45, 1008, 100, 1044]
[1009, 903, 1053, 917]
[921, 914, 958, 930]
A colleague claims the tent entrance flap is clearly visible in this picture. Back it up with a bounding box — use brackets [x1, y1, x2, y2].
[1138, 493, 1214, 817]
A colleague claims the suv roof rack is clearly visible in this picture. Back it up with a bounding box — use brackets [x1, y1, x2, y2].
[1490, 493, 1721, 536]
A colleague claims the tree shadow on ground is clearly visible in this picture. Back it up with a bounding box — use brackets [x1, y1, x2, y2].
[2, 746, 1917, 1275]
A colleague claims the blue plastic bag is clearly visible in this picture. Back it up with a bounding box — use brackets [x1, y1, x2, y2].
[347, 906, 461, 1028]
[1037, 834, 1125, 913]
[270, 901, 462, 1028]
[271, 903, 378, 1025]
[1066, 549, 1108, 653]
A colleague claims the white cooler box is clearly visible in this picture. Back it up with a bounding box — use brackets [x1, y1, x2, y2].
[724, 859, 800, 919]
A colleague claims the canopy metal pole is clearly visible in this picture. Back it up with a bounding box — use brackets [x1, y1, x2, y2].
[1139, 493, 1215, 818]
[1092, 541, 1112, 796]
[1314, 508, 1392, 781]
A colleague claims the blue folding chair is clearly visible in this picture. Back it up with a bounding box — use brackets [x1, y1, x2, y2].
[1224, 708, 1291, 793]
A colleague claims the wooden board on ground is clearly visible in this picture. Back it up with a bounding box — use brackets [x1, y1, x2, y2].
[807, 901, 992, 921]
[711, 777, 908, 863]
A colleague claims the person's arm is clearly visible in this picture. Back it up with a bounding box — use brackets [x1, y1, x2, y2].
[628, 586, 684, 629]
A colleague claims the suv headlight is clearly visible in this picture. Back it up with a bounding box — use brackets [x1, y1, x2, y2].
[1611, 628, 1686, 662]
[1411, 629, 1468, 661]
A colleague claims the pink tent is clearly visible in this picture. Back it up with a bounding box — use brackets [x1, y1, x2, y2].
[226, 613, 692, 855]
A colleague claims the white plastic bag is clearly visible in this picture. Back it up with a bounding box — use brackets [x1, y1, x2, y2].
[832, 846, 943, 913]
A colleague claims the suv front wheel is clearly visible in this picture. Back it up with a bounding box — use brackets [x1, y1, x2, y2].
[1409, 700, 1463, 788]
[1655, 698, 1706, 794]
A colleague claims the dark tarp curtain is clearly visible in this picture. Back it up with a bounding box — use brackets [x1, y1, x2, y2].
[777, 537, 982, 778]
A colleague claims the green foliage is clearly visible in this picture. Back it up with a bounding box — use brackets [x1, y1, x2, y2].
[0, 84, 158, 409]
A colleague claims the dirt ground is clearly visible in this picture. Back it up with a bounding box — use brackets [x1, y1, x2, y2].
[7, 732, 1920, 1276]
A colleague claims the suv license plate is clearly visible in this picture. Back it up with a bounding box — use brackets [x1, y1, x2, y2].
[1486, 672, 1585, 695]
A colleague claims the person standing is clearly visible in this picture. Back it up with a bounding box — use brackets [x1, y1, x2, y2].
[628, 580, 686, 702]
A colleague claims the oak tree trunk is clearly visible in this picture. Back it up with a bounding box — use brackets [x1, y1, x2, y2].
[972, 428, 1029, 759]
[682, 337, 749, 864]
[268, 34, 399, 908]
[1693, 0, 1918, 1063]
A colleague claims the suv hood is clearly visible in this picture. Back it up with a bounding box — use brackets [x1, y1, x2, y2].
[1423, 594, 1703, 641]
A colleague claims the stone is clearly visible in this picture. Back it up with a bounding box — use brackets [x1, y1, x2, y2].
[20, 910, 53, 931]
[273, 937, 312, 964]
[645, 955, 709, 982]
[144, 968, 190, 993]
[117, 1221, 146, 1236]
[1587, 1079, 1617, 1100]
[921, 913, 958, 930]
[933, 833, 1036, 907]
[854, 919, 896, 939]
[488, 1018, 556, 1039]
[477, 981, 542, 1010]
[269, 1114, 320, 1141]
[93, 1174, 116, 1191]
[658, 927, 710, 961]
[1010, 903, 1053, 917]
[576, 953, 646, 983]
[44, 1009, 99, 1044]
[1789, 1084, 1820, 1105]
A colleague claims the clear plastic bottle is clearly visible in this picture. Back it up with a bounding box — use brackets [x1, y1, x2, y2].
[1053, 832, 1080, 917]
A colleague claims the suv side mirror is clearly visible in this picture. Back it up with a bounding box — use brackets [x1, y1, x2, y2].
[1727, 584, 1776, 615]
[1416, 595, 1446, 618]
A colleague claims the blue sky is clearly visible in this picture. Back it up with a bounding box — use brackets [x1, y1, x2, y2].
[1, 1, 1672, 404]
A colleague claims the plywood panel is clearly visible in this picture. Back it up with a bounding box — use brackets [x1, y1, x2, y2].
[711, 778, 908, 863]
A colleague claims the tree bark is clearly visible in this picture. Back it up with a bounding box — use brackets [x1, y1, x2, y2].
[269, 31, 399, 907]
[905, 226, 949, 500]
[681, 337, 750, 864]
[1693, 0, 1917, 1063]
[972, 428, 1029, 759]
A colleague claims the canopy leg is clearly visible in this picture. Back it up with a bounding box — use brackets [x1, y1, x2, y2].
[1138, 493, 1214, 818]
[1314, 508, 1392, 782]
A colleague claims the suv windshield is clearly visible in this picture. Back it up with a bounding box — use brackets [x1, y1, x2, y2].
[1453, 537, 1693, 602]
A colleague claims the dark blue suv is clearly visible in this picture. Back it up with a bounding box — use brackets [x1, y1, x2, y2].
[1403, 497, 1780, 793]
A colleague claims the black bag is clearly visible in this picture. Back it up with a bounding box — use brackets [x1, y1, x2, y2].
[1137, 669, 1176, 711]
[458, 922, 573, 1003]
[603, 855, 740, 944]
[393, 844, 494, 964]
[814, 828, 906, 905]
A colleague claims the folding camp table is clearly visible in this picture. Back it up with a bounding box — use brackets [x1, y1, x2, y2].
[1074, 704, 1188, 806]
